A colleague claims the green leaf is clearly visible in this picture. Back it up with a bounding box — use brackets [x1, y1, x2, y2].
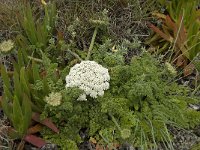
[30, 90, 45, 110]
[20, 67, 30, 98]
[43, 2, 56, 34]
[3, 85, 13, 102]
[18, 49, 24, 69]
[1, 96, 12, 119]
[22, 94, 32, 134]
[36, 23, 47, 46]
[26, 65, 34, 83]
[12, 96, 23, 136]
[22, 2, 37, 45]
[32, 61, 41, 82]
[15, 34, 29, 49]
[13, 61, 20, 74]
[1, 64, 10, 90]
[22, 50, 29, 65]
[13, 70, 22, 102]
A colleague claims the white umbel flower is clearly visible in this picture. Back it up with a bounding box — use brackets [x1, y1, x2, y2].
[44, 92, 62, 106]
[77, 94, 87, 101]
[0, 40, 14, 53]
[65, 61, 110, 100]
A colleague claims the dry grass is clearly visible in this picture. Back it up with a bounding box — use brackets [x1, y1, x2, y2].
[56, 0, 159, 44]
[0, 0, 22, 40]
[0, 114, 13, 149]
[0, 0, 159, 43]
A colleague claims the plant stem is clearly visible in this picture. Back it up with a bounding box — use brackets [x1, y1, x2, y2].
[28, 56, 43, 63]
[192, 84, 200, 96]
[169, 11, 184, 62]
[108, 112, 121, 131]
[66, 49, 83, 61]
[61, 44, 83, 61]
[86, 26, 98, 60]
[99, 133, 117, 150]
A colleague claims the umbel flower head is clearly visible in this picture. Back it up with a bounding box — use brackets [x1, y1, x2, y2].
[165, 62, 177, 76]
[65, 61, 110, 101]
[120, 128, 131, 139]
[44, 92, 62, 106]
[0, 40, 14, 53]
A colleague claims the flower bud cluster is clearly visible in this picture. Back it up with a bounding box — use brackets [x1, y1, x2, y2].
[0, 40, 14, 53]
[44, 92, 62, 106]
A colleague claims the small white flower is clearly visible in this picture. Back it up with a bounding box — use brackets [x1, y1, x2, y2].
[44, 92, 62, 106]
[65, 61, 110, 100]
[98, 91, 104, 96]
[0, 40, 14, 53]
[102, 82, 109, 90]
[77, 94, 87, 101]
[90, 91, 98, 98]
[49, 38, 55, 45]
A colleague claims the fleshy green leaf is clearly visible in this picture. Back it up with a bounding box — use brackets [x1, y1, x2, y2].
[12, 96, 23, 136]
[22, 94, 32, 134]
[13, 70, 22, 102]
[18, 49, 24, 69]
[32, 61, 40, 82]
[3, 85, 13, 101]
[1, 96, 12, 119]
[20, 67, 30, 98]
[1, 64, 10, 90]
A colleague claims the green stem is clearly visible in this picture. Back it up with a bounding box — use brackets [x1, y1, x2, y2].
[191, 84, 200, 96]
[108, 112, 121, 131]
[61, 44, 83, 61]
[27, 56, 43, 63]
[168, 11, 184, 62]
[66, 49, 83, 61]
[86, 26, 98, 60]
[99, 133, 117, 150]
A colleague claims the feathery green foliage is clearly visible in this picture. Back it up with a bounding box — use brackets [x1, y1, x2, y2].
[40, 43, 200, 149]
